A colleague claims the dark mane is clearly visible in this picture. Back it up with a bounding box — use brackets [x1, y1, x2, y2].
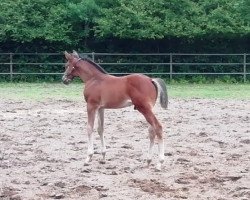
[81, 57, 108, 74]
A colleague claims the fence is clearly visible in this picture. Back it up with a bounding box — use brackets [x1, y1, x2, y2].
[0, 53, 249, 82]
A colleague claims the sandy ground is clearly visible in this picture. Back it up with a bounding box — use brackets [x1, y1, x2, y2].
[0, 97, 250, 200]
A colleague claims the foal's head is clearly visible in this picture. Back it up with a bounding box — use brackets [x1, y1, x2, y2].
[62, 51, 81, 85]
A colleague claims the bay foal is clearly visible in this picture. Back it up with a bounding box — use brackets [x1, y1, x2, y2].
[62, 51, 168, 170]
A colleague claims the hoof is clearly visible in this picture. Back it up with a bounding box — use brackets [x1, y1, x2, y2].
[155, 164, 162, 172]
[102, 152, 106, 160]
[147, 159, 152, 167]
[99, 160, 106, 164]
[84, 155, 93, 166]
[155, 159, 164, 171]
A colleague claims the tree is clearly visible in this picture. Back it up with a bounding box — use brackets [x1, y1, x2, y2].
[0, 0, 249, 53]
[0, 0, 99, 46]
[0, 0, 71, 44]
[95, 0, 249, 39]
[68, 0, 100, 47]
[238, 0, 250, 25]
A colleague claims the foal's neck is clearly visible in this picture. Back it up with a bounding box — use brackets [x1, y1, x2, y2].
[77, 61, 105, 82]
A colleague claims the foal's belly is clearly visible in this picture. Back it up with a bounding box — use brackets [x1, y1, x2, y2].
[99, 78, 132, 109]
[101, 98, 133, 109]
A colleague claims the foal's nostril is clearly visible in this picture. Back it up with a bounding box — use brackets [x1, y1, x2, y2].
[62, 75, 69, 85]
[63, 79, 70, 85]
[63, 80, 69, 85]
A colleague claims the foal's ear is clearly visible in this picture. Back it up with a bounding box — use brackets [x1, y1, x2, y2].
[64, 51, 72, 60]
[72, 50, 80, 58]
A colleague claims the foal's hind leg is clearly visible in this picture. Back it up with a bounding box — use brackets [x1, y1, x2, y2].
[97, 108, 106, 163]
[84, 103, 97, 166]
[147, 126, 156, 166]
[137, 105, 164, 171]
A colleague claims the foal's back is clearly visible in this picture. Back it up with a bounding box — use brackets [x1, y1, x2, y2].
[86, 73, 157, 109]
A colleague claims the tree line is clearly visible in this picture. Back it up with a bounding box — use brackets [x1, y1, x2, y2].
[0, 0, 249, 53]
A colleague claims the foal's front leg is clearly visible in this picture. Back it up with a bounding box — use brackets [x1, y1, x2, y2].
[98, 108, 106, 163]
[84, 103, 97, 166]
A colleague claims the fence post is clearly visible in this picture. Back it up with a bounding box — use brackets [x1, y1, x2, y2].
[92, 52, 95, 62]
[243, 53, 246, 83]
[10, 53, 13, 82]
[170, 53, 173, 81]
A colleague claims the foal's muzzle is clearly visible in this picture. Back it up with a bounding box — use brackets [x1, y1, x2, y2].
[62, 74, 71, 85]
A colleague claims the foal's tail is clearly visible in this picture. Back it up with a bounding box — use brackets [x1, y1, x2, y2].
[152, 78, 168, 109]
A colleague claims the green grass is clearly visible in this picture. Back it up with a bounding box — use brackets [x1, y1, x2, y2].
[0, 83, 83, 101]
[168, 84, 250, 99]
[0, 82, 249, 101]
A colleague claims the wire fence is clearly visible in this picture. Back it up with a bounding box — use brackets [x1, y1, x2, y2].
[0, 52, 249, 82]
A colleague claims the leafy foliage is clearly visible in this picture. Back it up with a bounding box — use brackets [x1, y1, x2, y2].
[95, 0, 249, 39]
[0, 0, 249, 49]
[0, 0, 99, 47]
[238, 0, 250, 25]
[0, 0, 70, 43]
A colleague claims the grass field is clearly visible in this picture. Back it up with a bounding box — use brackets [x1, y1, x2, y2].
[0, 82, 250, 100]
